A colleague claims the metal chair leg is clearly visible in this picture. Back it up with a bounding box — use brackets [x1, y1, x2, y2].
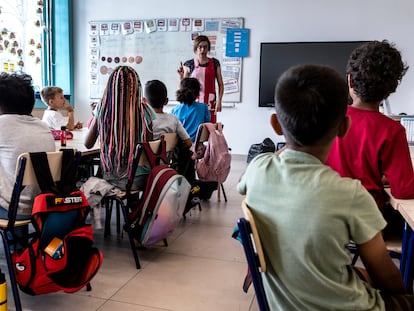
[118, 199, 141, 269]
[221, 183, 228, 202]
[0, 231, 23, 311]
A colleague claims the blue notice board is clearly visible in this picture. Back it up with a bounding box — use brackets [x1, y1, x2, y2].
[226, 28, 249, 57]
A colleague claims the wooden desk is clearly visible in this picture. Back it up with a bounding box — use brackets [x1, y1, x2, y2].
[56, 128, 100, 178]
[55, 128, 100, 156]
[384, 187, 414, 210]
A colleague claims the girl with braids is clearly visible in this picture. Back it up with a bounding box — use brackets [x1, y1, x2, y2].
[85, 66, 156, 190]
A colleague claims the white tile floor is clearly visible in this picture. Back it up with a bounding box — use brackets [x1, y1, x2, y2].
[1, 155, 260, 311]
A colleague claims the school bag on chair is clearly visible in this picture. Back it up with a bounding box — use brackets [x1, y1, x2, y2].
[195, 122, 231, 185]
[11, 150, 103, 295]
[126, 137, 191, 247]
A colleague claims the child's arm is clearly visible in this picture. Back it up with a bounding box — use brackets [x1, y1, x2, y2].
[358, 232, 406, 294]
[84, 117, 98, 149]
[64, 103, 75, 130]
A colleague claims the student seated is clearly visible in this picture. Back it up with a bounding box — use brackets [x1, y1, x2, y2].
[326, 40, 414, 234]
[144, 79, 192, 148]
[0, 72, 55, 221]
[84, 66, 155, 190]
[171, 77, 210, 142]
[41, 86, 83, 130]
[238, 64, 414, 310]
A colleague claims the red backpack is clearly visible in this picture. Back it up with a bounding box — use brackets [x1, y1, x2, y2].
[12, 150, 103, 295]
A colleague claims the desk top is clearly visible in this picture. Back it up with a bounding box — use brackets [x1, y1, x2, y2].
[398, 203, 414, 230]
[385, 188, 414, 230]
[56, 128, 100, 156]
[384, 188, 414, 211]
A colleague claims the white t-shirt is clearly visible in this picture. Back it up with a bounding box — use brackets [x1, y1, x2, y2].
[0, 114, 56, 216]
[42, 109, 68, 130]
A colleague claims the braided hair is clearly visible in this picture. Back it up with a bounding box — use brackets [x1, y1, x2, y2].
[98, 66, 153, 180]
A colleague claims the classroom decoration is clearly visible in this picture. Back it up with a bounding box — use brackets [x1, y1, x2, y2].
[88, 17, 244, 103]
[0, 0, 44, 74]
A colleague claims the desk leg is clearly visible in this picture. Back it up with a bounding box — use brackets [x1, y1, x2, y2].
[400, 222, 409, 275]
[402, 224, 414, 294]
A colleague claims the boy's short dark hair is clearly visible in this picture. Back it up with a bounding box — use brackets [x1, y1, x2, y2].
[347, 40, 408, 103]
[40, 86, 63, 104]
[275, 64, 348, 146]
[144, 80, 168, 109]
[0, 72, 34, 115]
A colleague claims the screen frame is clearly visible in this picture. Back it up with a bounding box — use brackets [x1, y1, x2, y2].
[258, 41, 369, 107]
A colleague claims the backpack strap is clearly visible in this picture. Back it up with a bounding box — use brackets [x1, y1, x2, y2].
[142, 136, 168, 168]
[30, 149, 78, 195]
[30, 152, 57, 193]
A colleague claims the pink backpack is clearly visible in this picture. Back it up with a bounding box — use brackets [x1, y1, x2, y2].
[196, 123, 231, 184]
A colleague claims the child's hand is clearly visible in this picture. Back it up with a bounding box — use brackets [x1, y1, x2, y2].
[64, 103, 74, 112]
[75, 121, 83, 129]
[177, 62, 184, 77]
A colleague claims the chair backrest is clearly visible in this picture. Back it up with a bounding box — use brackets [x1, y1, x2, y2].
[17, 151, 66, 186]
[7, 150, 76, 228]
[137, 134, 178, 166]
[160, 132, 178, 152]
[195, 123, 211, 143]
[241, 200, 266, 272]
[238, 199, 270, 311]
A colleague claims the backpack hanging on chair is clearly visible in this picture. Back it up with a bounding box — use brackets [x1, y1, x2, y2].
[195, 122, 231, 184]
[126, 138, 191, 247]
[11, 150, 103, 295]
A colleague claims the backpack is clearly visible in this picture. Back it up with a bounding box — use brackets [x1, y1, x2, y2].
[195, 123, 231, 184]
[246, 137, 276, 164]
[126, 139, 191, 246]
[12, 150, 103, 295]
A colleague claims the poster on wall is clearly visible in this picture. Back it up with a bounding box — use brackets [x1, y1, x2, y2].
[88, 17, 245, 103]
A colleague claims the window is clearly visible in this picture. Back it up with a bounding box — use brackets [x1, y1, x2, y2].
[0, 0, 44, 91]
[0, 0, 72, 107]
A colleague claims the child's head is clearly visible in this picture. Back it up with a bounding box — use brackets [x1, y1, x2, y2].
[275, 64, 348, 146]
[0, 72, 35, 115]
[40, 86, 64, 108]
[0, 72, 34, 115]
[99, 65, 153, 178]
[176, 77, 200, 105]
[347, 40, 408, 103]
[144, 79, 168, 109]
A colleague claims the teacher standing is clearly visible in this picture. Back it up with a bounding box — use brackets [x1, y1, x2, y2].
[177, 35, 224, 123]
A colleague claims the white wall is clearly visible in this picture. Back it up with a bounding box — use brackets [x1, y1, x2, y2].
[72, 0, 414, 155]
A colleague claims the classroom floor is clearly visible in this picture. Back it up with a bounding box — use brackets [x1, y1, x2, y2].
[1, 154, 261, 311]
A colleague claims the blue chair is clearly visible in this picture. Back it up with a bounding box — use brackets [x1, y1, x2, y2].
[237, 200, 270, 311]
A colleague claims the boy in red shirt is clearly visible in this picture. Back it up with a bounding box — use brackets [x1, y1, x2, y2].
[326, 40, 414, 234]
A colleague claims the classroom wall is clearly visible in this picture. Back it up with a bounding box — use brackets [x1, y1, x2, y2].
[72, 0, 414, 155]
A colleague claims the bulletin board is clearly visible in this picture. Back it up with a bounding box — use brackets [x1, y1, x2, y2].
[88, 17, 244, 104]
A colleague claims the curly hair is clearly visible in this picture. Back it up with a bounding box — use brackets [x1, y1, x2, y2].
[347, 40, 408, 103]
[0, 72, 34, 115]
[176, 77, 200, 105]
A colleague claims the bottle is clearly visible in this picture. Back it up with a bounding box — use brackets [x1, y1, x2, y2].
[60, 126, 67, 147]
[0, 270, 7, 311]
